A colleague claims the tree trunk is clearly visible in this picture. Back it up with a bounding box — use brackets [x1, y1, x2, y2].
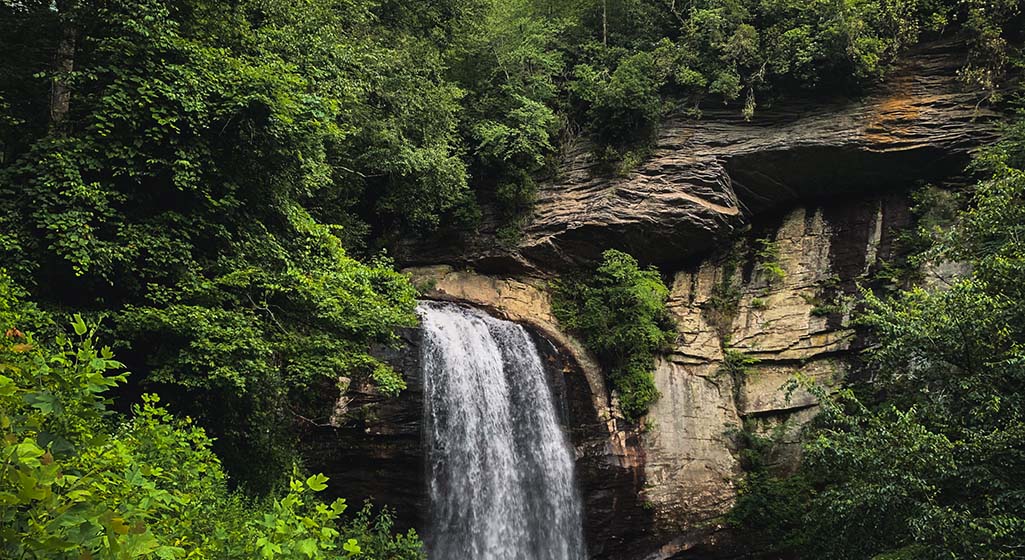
[602, 0, 608, 46]
[49, 0, 77, 132]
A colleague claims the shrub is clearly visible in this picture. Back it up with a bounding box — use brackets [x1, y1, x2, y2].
[704, 249, 744, 339]
[0, 273, 424, 559]
[571, 51, 667, 147]
[552, 249, 675, 419]
[720, 345, 759, 378]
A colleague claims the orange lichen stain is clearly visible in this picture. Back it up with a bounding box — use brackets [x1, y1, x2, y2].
[863, 93, 943, 145]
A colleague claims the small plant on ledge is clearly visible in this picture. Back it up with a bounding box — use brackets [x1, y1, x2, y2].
[705, 248, 744, 340]
[720, 344, 759, 379]
[754, 238, 787, 286]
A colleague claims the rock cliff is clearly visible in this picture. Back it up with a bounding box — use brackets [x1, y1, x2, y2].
[401, 195, 914, 558]
[304, 40, 1004, 559]
[397, 40, 998, 273]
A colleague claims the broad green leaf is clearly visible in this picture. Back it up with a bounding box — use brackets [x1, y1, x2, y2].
[72, 315, 87, 336]
[305, 473, 329, 492]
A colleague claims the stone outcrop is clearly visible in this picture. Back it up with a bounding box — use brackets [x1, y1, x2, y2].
[391, 195, 910, 559]
[304, 39, 1004, 560]
[640, 196, 912, 555]
[397, 40, 999, 272]
[304, 196, 957, 558]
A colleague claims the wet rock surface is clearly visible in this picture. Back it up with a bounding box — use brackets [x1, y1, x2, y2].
[297, 328, 427, 532]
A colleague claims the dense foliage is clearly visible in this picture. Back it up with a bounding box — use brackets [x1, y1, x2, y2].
[0, 274, 424, 559]
[0, 0, 1021, 552]
[517, 0, 1021, 153]
[1, 0, 1020, 247]
[552, 250, 675, 419]
[731, 110, 1025, 558]
[451, 0, 1022, 175]
[0, 0, 429, 490]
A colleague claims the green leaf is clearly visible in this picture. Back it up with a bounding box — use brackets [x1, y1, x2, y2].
[72, 315, 87, 336]
[0, 374, 15, 397]
[297, 538, 318, 558]
[26, 391, 59, 415]
[330, 498, 347, 515]
[343, 539, 361, 554]
[305, 473, 329, 492]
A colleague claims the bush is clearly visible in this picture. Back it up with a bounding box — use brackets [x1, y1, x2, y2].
[0, 274, 425, 559]
[720, 345, 758, 378]
[571, 51, 667, 147]
[552, 249, 675, 419]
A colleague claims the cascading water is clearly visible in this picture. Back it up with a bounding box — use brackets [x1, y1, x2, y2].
[418, 301, 587, 560]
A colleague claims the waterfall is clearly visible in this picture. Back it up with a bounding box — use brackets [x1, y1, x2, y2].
[418, 301, 586, 560]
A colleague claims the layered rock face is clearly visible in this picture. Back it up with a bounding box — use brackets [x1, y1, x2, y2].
[641, 196, 914, 558]
[404, 196, 911, 558]
[397, 40, 998, 273]
[305, 40, 1003, 560]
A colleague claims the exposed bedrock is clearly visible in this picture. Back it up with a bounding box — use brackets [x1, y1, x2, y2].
[396, 40, 999, 272]
[398, 194, 915, 559]
[640, 196, 914, 558]
[303, 40, 1002, 560]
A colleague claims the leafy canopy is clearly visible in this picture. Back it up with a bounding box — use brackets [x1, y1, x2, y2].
[0, 0, 427, 490]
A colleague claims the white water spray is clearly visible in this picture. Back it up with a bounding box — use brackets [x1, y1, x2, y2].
[419, 301, 586, 560]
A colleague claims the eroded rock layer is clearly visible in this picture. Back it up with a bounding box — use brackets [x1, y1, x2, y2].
[397, 40, 998, 272]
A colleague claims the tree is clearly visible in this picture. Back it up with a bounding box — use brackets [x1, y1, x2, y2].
[553, 249, 675, 419]
[732, 110, 1025, 559]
